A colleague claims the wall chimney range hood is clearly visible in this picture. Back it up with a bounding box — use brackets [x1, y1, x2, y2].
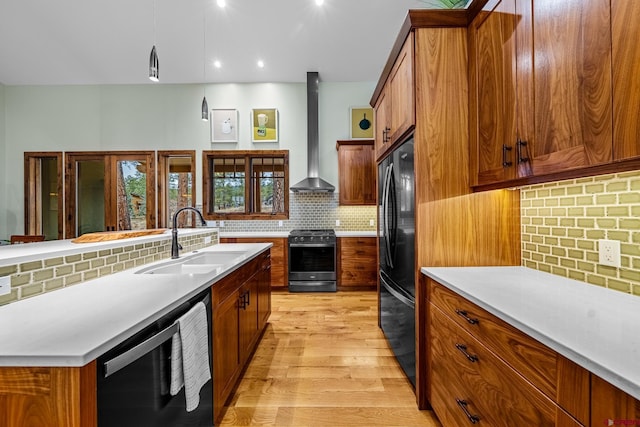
[290, 72, 335, 193]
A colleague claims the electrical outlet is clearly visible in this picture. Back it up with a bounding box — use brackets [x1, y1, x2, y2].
[219, 221, 225, 227]
[278, 220, 283, 227]
[204, 236, 212, 245]
[369, 219, 375, 226]
[335, 219, 340, 227]
[0, 277, 11, 296]
[599, 239, 621, 267]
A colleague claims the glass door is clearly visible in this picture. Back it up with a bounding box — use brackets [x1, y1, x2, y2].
[66, 152, 156, 238]
[24, 153, 64, 240]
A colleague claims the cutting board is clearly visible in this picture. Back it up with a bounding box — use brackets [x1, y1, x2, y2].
[71, 229, 167, 243]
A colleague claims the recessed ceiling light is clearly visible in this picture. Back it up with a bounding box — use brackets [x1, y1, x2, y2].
[216, 0, 226, 8]
[214, 60, 222, 68]
[257, 60, 265, 68]
[315, 0, 324, 5]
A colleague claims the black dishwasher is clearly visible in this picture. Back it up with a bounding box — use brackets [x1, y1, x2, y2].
[97, 289, 213, 427]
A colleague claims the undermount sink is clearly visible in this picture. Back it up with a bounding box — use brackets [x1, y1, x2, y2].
[137, 263, 224, 275]
[181, 251, 248, 266]
[135, 250, 249, 275]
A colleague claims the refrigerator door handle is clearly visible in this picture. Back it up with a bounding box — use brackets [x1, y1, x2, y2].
[380, 273, 414, 309]
[383, 163, 394, 268]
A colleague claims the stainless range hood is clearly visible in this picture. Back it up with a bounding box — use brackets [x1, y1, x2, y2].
[290, 72, 335, 193]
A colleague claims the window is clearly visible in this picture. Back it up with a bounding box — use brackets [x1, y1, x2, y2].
[203, 150, 289, 220]
[24, 152, 64, 240]
[157, 151, 196, 228]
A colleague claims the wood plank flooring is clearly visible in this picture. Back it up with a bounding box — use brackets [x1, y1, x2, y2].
[219, 291, 441, 426]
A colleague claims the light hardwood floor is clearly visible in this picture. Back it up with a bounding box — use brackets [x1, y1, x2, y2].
[219, 291, 441, 426]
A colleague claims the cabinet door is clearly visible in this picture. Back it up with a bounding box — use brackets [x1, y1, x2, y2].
[338, 237, 377, 288]
[612, 0, 640, 161]
[257, 256, 271, 328]
[520, 0, 612, 176]
[469, 0, 518, 186]
[212, 292, 240, 421]
[336, 142, 376, 206]
[389, 32, 415, 143]
[374, 86, 391, 159]
[591, 375, 640, 425]
[238, 276, 259, 364]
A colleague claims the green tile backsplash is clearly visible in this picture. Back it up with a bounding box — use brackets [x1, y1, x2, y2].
[521, 170, 640, 296]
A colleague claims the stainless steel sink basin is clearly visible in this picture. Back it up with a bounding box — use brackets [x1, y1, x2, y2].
[182, 251, 248, 266]
[135, 250, 248, 275]
[137, 263, 224, 275]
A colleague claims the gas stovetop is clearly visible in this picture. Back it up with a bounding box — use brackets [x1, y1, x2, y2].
[289, 229, 335, 237]
[288, 229, 336, 244]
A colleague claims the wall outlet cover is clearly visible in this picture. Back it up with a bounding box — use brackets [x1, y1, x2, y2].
[598, 239, 621, 268]
[278, 220, 283, 227]
[369, 219, 375, 226]
[0, 276, 11, 296]
[204, 236, 212, 245]
[335, 219, 340, 227]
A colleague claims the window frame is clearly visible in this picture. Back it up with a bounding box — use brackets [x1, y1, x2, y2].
[202, 150, 289, 220]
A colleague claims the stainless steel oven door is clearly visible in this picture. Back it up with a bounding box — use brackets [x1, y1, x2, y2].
[288, 243, 336, 281]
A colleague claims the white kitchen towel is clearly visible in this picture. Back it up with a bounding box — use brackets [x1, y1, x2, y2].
[169, 301, 211, 412]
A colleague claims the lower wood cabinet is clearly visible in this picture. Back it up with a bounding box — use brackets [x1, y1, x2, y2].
[212, 249, 271, 424]
[337, 237, 377, 290]
[424, 277, 593, 426]
[221, 237, 287, 289]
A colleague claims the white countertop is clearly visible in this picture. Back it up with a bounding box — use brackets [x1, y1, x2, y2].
[219, 230, 377, 238]
[0, 242, 270, 367]
[0, 228, 217, 266]
[421, 266, 640, 401]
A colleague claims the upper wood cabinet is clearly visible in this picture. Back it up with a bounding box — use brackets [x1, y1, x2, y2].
[612, 0, 640, 161]
[373, 32, 415, 160]
[470, 0, 614, 188]
[336, 140, 376, 206]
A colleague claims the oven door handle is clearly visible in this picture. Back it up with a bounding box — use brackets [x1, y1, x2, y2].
[288, 243, 334, 248]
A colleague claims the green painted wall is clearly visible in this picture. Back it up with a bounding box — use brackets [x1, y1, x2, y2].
[0, 81, 374, 239]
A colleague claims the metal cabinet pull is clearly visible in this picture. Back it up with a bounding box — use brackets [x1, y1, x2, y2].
[516, 139, 530, 164]
[455, 309, 479, 325]
[456, 399, 480, 424]
[455, 343, 479, 362]
[502, 144, 513, 167]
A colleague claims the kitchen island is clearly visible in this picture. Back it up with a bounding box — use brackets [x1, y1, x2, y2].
[0, 239, 271, 427]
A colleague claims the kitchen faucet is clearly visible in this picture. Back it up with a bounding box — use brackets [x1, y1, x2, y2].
[171, 207, 208, 259]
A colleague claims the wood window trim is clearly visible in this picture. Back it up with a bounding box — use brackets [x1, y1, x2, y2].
[23, 152, 64, 240]
[157, 150, 196, 228]
[65, 151, 156, 238]
[202, 150, 289, 221]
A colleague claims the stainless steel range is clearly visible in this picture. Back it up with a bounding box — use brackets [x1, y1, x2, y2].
[288, 229, 337, 292]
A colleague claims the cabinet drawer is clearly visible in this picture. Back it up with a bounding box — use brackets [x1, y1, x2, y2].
[429, 280, 557, 398]
[430, 303, 556, 426]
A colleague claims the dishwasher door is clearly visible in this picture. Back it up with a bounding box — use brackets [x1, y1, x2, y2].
[97, 291, 213, 427]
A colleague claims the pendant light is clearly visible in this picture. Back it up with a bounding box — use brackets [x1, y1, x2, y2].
[201, 4, 209, 121]
[148, 0, 159, 82]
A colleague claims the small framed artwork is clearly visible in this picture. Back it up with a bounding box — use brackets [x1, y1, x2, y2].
[251, 108, 278, 142]
[350, 106, 375, 139]
[211, 109, 239, 143]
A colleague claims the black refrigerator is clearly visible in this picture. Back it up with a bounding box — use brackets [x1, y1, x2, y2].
[378, 136, 415, 387]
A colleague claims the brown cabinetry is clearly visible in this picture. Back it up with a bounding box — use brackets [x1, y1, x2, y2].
[373, 32, 415, 161]
[221, 237, 287, 289]
[470, 0, 614, 188]
[336, 140, 376, 206]
[591, 375, 640, 426]
[426, 278, 589, 426]
[211, 250, 271, 423]
[612, 0, 640, 161]
[337, 237, 377, 290]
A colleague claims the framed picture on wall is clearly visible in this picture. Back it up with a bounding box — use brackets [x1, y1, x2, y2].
[251, 108, 278, 142]
[349, 106, 374, 139]
[211, 109, 239, 143]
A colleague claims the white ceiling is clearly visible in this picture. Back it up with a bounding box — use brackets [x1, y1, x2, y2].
[0, 0, 447, 86]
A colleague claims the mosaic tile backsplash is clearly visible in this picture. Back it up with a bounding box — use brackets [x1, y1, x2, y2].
[215, 193, 377, 232]
[521, 170, 640, 297]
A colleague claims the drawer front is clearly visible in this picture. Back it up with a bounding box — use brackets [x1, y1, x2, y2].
[430, 303, 556, 427]
[429, 280, 557, 398]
